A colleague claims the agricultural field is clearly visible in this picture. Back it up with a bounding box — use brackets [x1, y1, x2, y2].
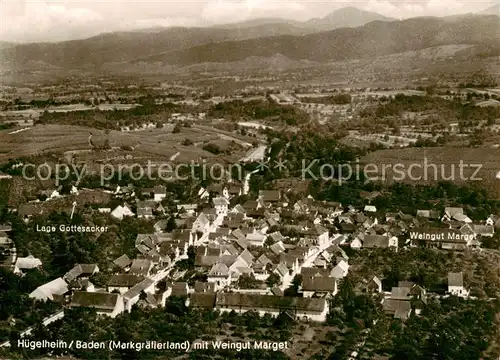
[361, 147, 500, 198]
[0, 124, 257, 165]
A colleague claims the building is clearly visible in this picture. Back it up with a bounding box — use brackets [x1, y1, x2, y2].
[215, 293, 329, 322]
[213, 197, 230, 216]
[448, 272, 469, 298]
[29, 278, 68, 302]
[154, 186, 167, 202]
[69, 291, 125, 318]
[14, 255, 42, 274]
[111, 204, 134, 220]
[107, 274, 145, 294]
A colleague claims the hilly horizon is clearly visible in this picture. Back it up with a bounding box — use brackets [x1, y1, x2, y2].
[479, 4, 500, 15]
[127, 15, 500, 65]
[1, 10, 499, 74]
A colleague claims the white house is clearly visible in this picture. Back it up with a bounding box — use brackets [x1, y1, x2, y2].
[111, 204, 135, 220]
[154, 185, 167, 202]
[123, 278, 156, 312]
[107, 274, 145, 294]
[213, 197, 229, 216]
[448, 272, 469, 298]
[364, 205, 377, 213]
[29, 278, 68, 302]
[70, 291, 125, 318]
[192, 213, 211, 235]
[330, 260, 349, 279]
[246, 229, 267, 247]
[14, 255, 42, 274]
[215, 293, 329, 322]
[443, 207, 472, 223]
[207, 263, 232, 290]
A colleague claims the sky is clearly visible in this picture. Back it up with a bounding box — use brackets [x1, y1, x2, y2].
[0, 0, 498, 43]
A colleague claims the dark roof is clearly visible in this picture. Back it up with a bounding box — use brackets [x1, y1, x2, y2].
[194, 281, 216, 293]
[113, 254, 132, 269]
[448, 272, 464, 287]
[70, 291, 119, 311]
[302, 277, 337, 292]
[383, 299, 411, 320]
[171, 282, 189, 297]
[363, 235, 390, 248]
[108, 274, 145, 287]
[189, 293, 216, 309]
[259, 190, 281, 202]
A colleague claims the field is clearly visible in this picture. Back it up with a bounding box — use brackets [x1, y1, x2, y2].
[361, 147, 500, 198]
[0, 124, 256, 166]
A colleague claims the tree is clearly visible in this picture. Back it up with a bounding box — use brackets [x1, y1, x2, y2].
[266, 273, 280, 288]
[172, 124, 182, 133]
[166, 216, 177, 231]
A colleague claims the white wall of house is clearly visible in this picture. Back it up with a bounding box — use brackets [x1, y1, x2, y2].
[216, 304, 328, 322]
[449, 286, 469, 297]
[107, 297, 125, 318]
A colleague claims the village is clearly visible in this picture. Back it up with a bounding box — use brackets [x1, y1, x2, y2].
[2, 171, 499, 350]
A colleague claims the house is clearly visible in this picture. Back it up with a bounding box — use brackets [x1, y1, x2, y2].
[362, 235, 397, 249]
[187, 292, 217, 309]
[68, 278, 95, 293]
[215, 293, 329, 322]
[137, 207, 154, 219]
[213, 197, 230, 216]
[195, 245, 224, 267]
[177, 203, 198, 213]
[197, 187, 210, 200]
[63, 264, 99, 283]
[448, 272, 469, 298]
[18, 204, 42, 221]
[123, 278, 156, 311]
[302, 224, 330, 249]
[208, 263, 232, 289]
[330, 260, 349, 279]
[385, 213, 398, 223]
[416, 210, 440, 220]
[192, 213, 211, 234]
[270, 241, 286, 255]
[246, 229, 267, 247]
[153, 185, 167, 202]
[129, 259, 153, 276]
[473, 224, 494, 237]
[259, 190, 281, 203]
[194, 281, 216, 294]
[486, 214, 500, 228]
[70, 291, 125, 318]
[382, 299, 412, 321]
[111, 204, 134, 220]
[29, 278, 68, 302]
[171, 282, 190, 297]
[228, 184, 243, 197]
[207, 183, 229, 198]
[302, 277, 338, 298]
[113, 254, 132, 270]
[14, 255, 42, 274]
[442, 207, 471, 223]
[107, 274, 145, 294]
[366, 276, 382, 293]
[364, 205, 377, 213]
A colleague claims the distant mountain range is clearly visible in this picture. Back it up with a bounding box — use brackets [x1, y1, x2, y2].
[128, 15, 500, 65]
[1, 7, 499, 74]
[479, 4, 500, 15]
[216, 7, 395, 31]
